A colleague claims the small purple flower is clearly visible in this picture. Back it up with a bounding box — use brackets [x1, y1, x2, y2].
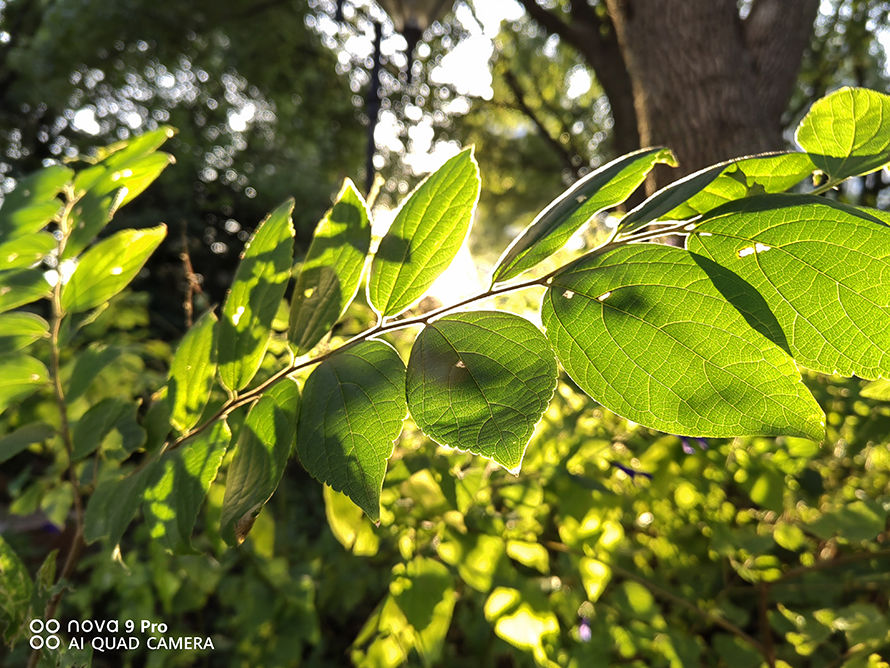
[681, 436, 709, 454]
[579, 617, 592, 643]
[610, 462, 653, 480]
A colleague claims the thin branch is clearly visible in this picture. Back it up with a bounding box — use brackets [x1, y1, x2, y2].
[501, 67, 581, 177]
[29, 189, 86, 668]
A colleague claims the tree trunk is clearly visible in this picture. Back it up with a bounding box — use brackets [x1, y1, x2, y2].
[604, 0, 819, 192]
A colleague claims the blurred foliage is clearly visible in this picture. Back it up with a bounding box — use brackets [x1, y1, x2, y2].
[4, 287, 889, 666]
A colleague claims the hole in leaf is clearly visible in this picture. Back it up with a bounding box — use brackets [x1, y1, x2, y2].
[596, 291, 612, 302]
[562, 290, 575, 299]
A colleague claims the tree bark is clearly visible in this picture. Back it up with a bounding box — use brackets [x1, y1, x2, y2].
[603, 0, 819, 191]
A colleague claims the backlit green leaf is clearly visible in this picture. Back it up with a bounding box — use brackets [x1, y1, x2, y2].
[64, 344, 122, 402]
[368, 148, 480, 316]
[0, 231, 56, 270]
[66, 151, 174, 257]
[688, 195, 890, 379]
[795, 87, 890, 181]
[861, 378, 890, 401]
[0, 536, 33, 644]
[296, 339, 407, 521]
[143, 419, 231, 553]
[219, 199, 295, 392]
[0, 354, 48, 413]
[619, 162, 727, 232]
[221, 379, 299, 546]
[406, 311, 557, 473]
[0, 312, 49, 352]
[289, 179, 371, 354]
[493, 147, 676, 282]
[61, 225, 166, 313]
[0, 268, 51, 314]
[664, 152, 816, 220]
[541, 244, 824, 439]
[169, 310, 218, 433]
[0, 165, 72, 243]
[91, 125, 176, 168]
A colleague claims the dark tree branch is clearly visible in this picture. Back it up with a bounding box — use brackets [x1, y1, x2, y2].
[516, 0, 639, 155]
[502, 68, 581, 177]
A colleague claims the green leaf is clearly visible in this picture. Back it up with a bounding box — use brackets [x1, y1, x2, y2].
[795, 86, 890, 181]
[0, 422, 55, 463]
[390, 557, 456, 665]
[72, 398, 146, 460]
[541, 244, 825, 439]
[92, 125, 176, 168]
[60, 225, 167, 313]
[66, 151, 174, 257]
[0, 232, 57, 270]
[663, 152, 816, 220]
[64, 344, 122, 402]
[169, 310, 218, 433]
[83, 462, 161, 545]
[493, 147, 676, 282]
[619, 162, 728, 232]
[296, 339, 407, 521]
[324, 485, 380, 556]
[289, 179, 371, 354]
[0, 165, 72, 243]
[368, 148, 480, 316]
[861, 378, 890, 401]
[143, 419, 231, 553]
[218, 199, 295, 392]
[0, 312, 49, 352]
[220, 379, 300, 546]
[0, 354, 48, 413]
[0, 268, 52, 314]
[0, 536, 33, 644]
[406, 311, 557, 473]
[688, 195, 890, 379]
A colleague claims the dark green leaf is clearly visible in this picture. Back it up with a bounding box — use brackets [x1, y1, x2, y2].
[289, 179, 371, 354]
[219, 199, 295, 392]
[64, 344, 122, 402]
[390, 556, 456, 664]
[83, 461, 161, 545]
[296, 339, 407, 521]
[0, 354, 48, 413]
[795, 86, 890, 181]
[0, 536, 33, 644]
[0, 422, 54, 463]
[0, 268, 52, 314]
[169, 310, 218, 433]
[406, 311, 557, 473]
[0, 165, 72, 243]
[688, 195, 890, 379]
[493, 147, 676, 282]
[220, 379, 299, 546]
[368, 149, 480, 316]
[0, 312, 49, 352]
[0, 232, 57, 270]
[143, 419, 231, 552]
[61, 225, 167, 313]
[541, 244, 824, 439]
[72, 398, 146, 460]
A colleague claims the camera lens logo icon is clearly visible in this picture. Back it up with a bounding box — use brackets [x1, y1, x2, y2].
[29, 619, 61, 650]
